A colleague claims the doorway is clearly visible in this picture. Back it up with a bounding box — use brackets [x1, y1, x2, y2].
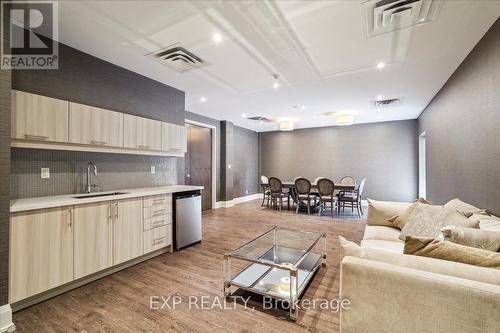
[185, 124, 213, 210]
[419, 132, 426, 199]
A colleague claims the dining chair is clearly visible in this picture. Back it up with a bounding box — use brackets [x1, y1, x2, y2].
[338, 178, 366, 217]
[317, 178, 336, 218]
[268, 177, 290, 212]
[294, 177, 316, 215]
[260, 175, 271, 207]
[340, 176, 355, 186]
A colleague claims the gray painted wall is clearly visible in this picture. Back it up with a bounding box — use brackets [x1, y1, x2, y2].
[233, 126, 259, 198]
[418, 18, 500, 215]
[11, 149, 182, 199]
[0, 9, 11, 305]
[260, 120, 418, 202]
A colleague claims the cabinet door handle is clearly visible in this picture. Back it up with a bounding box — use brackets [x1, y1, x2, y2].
[138, 144, 151, 149]
[152, 199, 164, 205]
[152, 220, 165, 227]
[153, 236, 165, 245]
[68, 209, 72, 228]
[24, 134, 49, 140]
[91, 140, 108, 145]
[152, 209, 166, 217]
[114, 203, 119, 219]
[108, 204, 112, 220]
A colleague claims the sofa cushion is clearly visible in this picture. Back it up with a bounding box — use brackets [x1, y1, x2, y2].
[399, 203, 479, 241]
[388, 197, 431, 230]
[479, 215, 500, 232]
[360, 239, 404, 253]
[404, 236, 500, 270]
[366, 199, 411, 227]
[339, 236, 500, 285]
[441, 226, 500, 252]
[444, 198, 480, 214]
[363, 225, 402, 242]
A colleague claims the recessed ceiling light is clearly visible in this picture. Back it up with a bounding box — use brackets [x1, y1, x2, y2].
[312, 114, 316, 119]
[242, 113, 247, 118]
[200, 97, 206, 102]
[273, 82, 280, 89]
[376, 62, 385, 69]
[212, 33, 223, 44]
[377, 95, 383, 100]
[300, 105, 305, 110]
[121, 41, 130, 46]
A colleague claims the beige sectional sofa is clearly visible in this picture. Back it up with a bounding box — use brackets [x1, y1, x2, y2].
[339, 200, 500, 333]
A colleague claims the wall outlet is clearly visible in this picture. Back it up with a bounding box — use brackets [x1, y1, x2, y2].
[41, 168, 50, 179]
[150, 166, 156, 174]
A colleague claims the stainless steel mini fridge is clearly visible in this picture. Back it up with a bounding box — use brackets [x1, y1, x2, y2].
[175, 193, 202, 250]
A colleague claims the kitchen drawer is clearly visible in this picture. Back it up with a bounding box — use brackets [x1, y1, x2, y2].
[144, 213, 172, 231]
[143, 204, 171, 219]
[144, 225, 171, 254]
[144, 194, 172, 208]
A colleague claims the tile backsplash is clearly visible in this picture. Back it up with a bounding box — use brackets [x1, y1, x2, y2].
[11, 148, 184, 199]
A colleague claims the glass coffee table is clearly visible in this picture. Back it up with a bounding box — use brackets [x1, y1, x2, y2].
[223, 226, 326, 320]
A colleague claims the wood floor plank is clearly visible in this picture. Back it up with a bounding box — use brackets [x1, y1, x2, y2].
[13, 200, 365, 332]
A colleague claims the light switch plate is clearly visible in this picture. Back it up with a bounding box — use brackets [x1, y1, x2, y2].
[150, 166, 156, 174]
[41, 168, 50, 179]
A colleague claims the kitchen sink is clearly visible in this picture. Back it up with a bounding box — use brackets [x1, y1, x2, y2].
[72, 191, 129, 199]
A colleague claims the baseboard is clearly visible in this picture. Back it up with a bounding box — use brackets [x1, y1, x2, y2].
[215, 193, 262, 208]
[0, 304, 14, 333]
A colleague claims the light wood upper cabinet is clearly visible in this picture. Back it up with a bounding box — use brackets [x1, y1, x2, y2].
[9, 207, 73, 303]
[69, 102, 124, 147]
[11, 90, 69, 142]
[162, 122, 187, 152]
[113, 198, 143, 265]
[73, 202, 113, 279]
[124, 114, 162, 151]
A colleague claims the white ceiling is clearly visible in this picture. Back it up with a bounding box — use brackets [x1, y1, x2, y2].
[55, 0, 500, 132]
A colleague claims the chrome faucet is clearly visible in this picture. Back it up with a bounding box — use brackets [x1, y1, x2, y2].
[86, 162, 98, 193]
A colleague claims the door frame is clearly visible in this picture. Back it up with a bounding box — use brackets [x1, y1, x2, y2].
[418, 131, 426, 199]
[185, 119, 217, 209]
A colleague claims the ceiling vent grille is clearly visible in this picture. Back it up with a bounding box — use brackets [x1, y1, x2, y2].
[246, 116, 273, 122]
[362, 0, 442, 37]
[147, 44, 205, 72]
[371, 98, 402, 109]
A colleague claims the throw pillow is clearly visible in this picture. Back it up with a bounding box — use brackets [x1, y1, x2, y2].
[399, 203, 479, 241]
[478, 215, 500, 232]
[366, 199, 411, 227]
[440, 226, 500, 252]
[444, 198, 479, 213]
[404, 236, 500, 270]
[387, 197, 431, 230]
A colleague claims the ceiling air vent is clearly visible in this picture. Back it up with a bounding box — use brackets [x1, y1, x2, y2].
[362, 0, 442, 37]
[146, 44, 205, 73]
[371, 98, 402, 109]
[246, 116, 272, 122]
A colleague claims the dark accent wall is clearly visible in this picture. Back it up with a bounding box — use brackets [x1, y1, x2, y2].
[233, 126, 259, 197]
[418, 18, 500, 215]
[0, 4, 11, 306]
[12, 42, 185, 124]
[220, 121, 234, 201]
[260, 120, 418, 202]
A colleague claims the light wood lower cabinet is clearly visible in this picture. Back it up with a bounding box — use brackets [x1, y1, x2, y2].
[69, 102, 124, 147]
[11, 90, 69, 142]
[73, 202, 113, 279]
[9, 207, 74, 303]
[144, 225, 172, 254]
[113, 198, 143, 265]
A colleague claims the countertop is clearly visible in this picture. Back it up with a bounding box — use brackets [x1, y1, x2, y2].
[10, 185, 204, 213]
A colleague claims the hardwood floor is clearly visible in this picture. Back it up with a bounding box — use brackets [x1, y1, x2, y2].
[13, 200, 366, 333]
